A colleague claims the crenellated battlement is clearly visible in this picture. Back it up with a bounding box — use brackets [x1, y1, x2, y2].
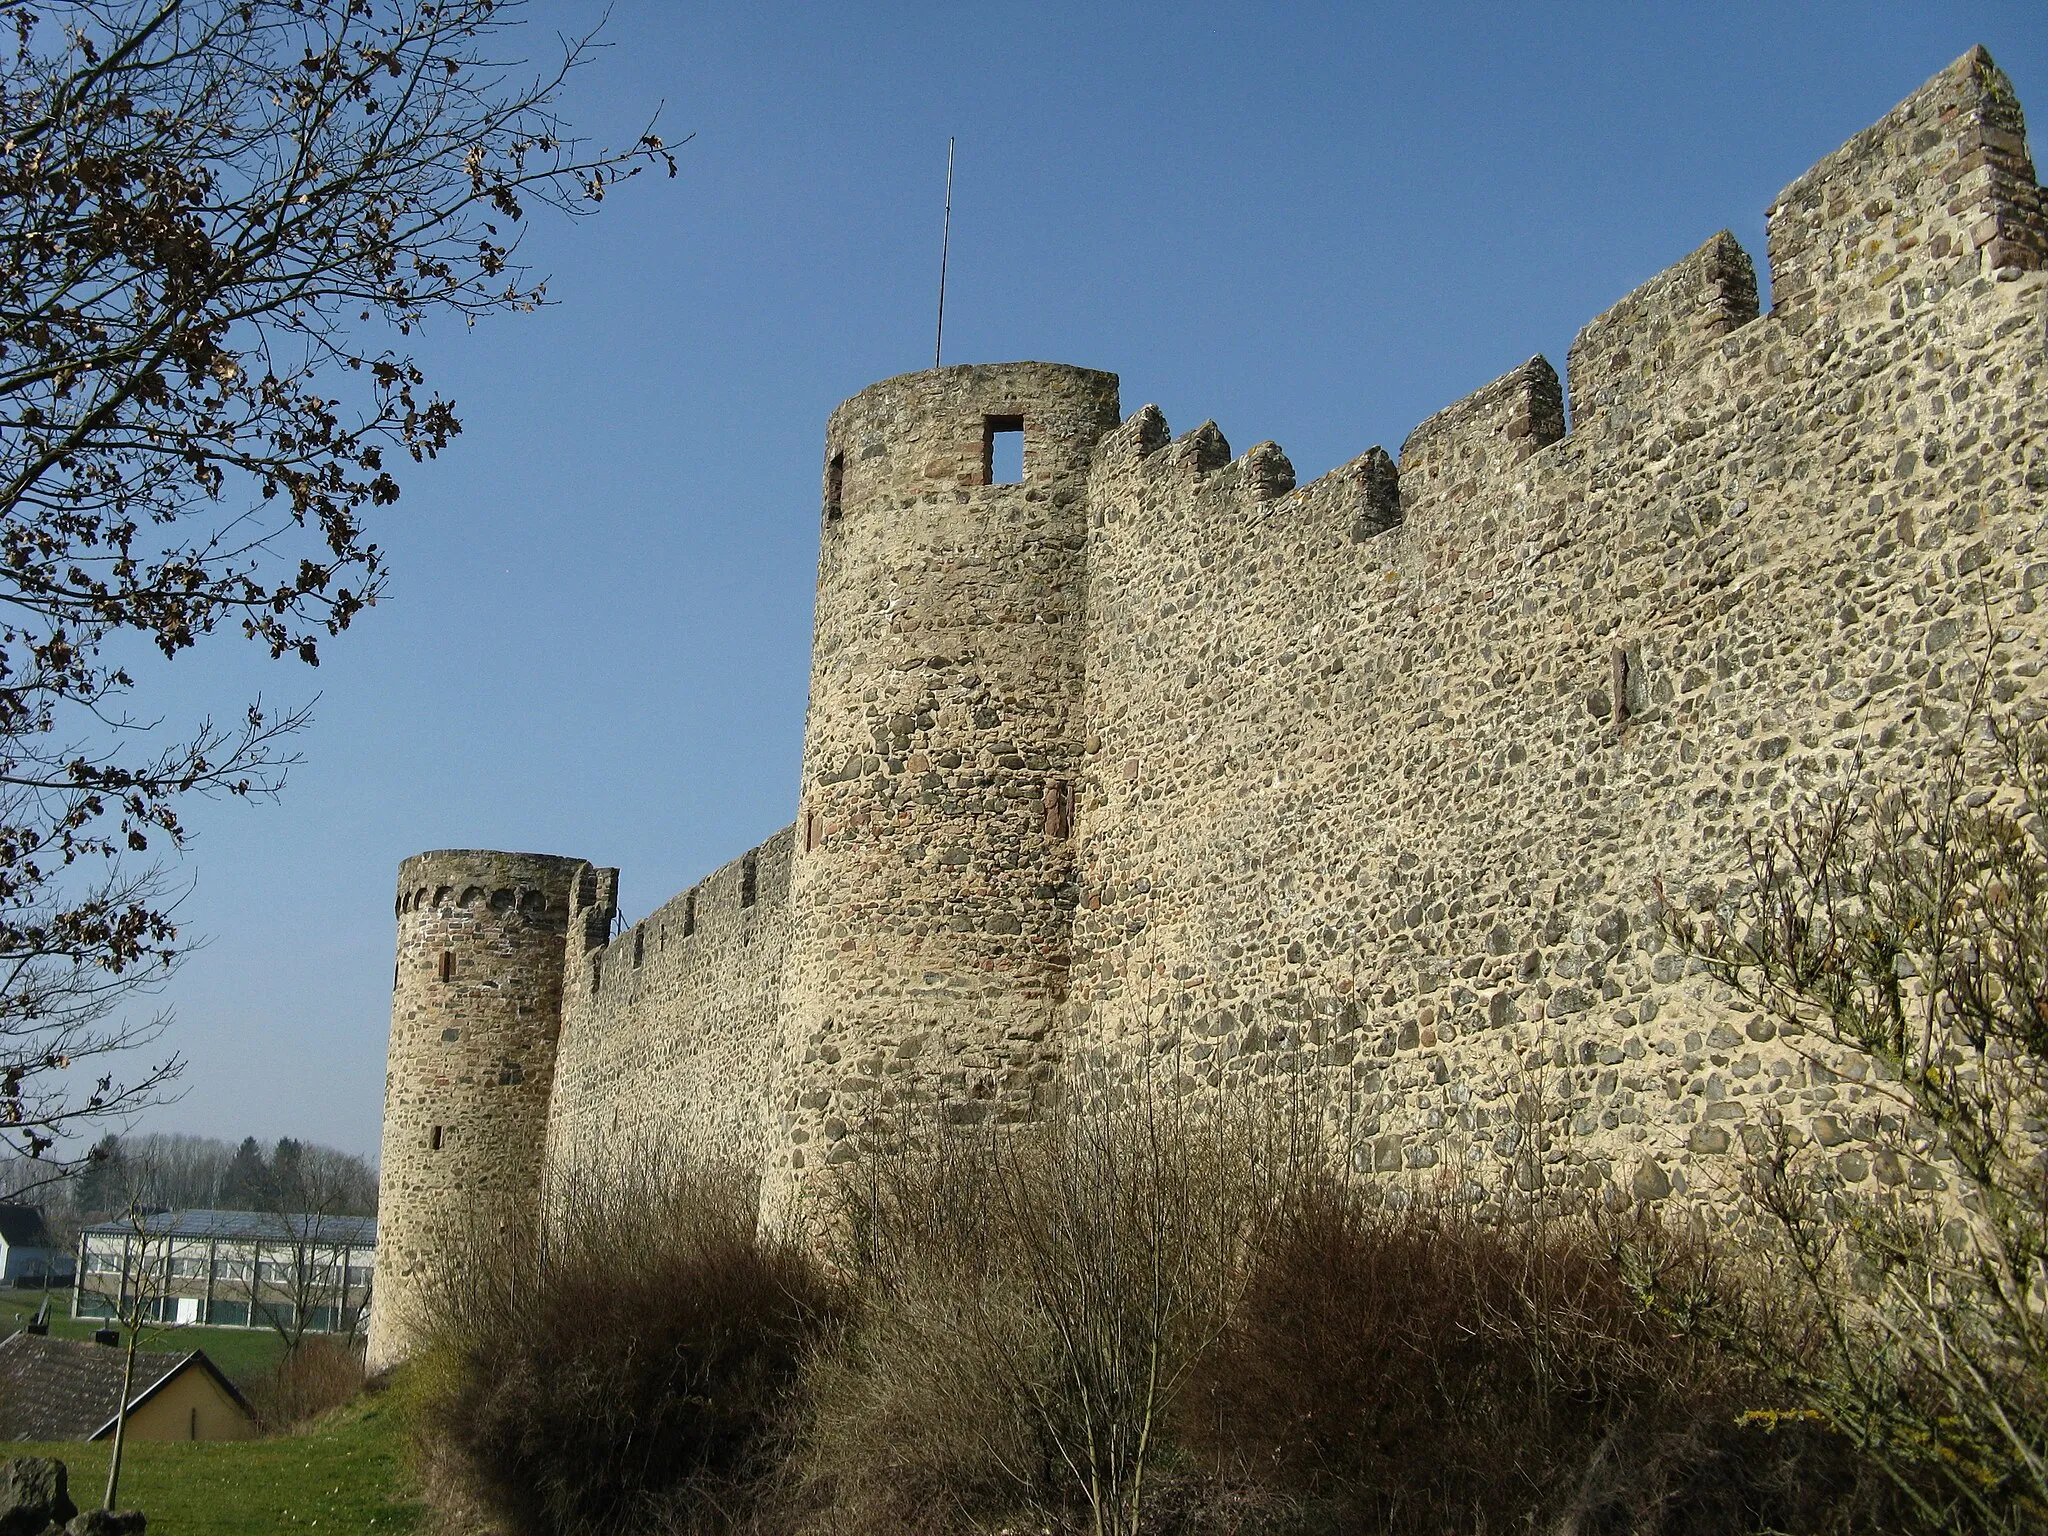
[373, 47, 2048, 1351]
[1566, 231, 1760, 437]
[1109, 45, 2039, 573]
[591, 828, 791, 998]
[1767, 46, 2044, 335]
[1091, 398, 1402, 564]
[1400, 357, 1565, 505]
[1094, 402, 1170, 471]
[392, 849, 589, 922]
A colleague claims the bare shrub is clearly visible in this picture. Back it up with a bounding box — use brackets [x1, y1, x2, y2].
[1182, 1180, 1903, 1535]
[409, 1149, 841, 1536]
[247, 1335, 367, 1432]
[798, 1252, 1052, 1534]
[797, 1079, 1903, 1535]
[1660, 707, 2048, 1533]
[802, 1082, 1289, 1536]
[396, 1091, 1965, 1533]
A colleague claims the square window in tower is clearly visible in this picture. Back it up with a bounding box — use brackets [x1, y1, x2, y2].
[983, 415, 1024, 485]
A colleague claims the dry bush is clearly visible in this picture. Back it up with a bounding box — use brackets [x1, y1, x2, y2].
[798, 1252, 1054, 1534]
[1183, 1179, 1903, 1535]
[397, 1098, 1957, 1534]
[799, 1086, 1289, 1536]
[246, 1335, 367, 1431]
[409, 1150, 841, 1536]
[796, 1085, 1908, 1535]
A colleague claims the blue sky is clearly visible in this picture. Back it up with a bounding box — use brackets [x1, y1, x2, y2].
[105, 1, 2048, 1158]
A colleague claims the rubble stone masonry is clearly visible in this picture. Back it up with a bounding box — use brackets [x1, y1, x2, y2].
[371, 49, 2048, 1356]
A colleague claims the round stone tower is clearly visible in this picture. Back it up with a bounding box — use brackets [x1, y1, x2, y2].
[366, 849, 613, 1368]
[766, 361, 1121, 1222]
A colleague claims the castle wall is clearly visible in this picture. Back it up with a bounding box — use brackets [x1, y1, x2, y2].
[1066, 48, 2048, 1216]
[375, 49, 2048, 1305]
[544, 828, 794, 1181]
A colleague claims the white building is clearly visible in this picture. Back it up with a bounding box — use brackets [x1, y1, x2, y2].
[74, 1208, 375, 1334]
[0, 1206, 71, 1287]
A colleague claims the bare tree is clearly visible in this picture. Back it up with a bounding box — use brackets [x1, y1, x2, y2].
[836, 1072, 1292, 1536]
[1656, 709, 2048, 1534]
[255, 1140, 371, 1353]
[116, 1129, 227, 1206]
[0, 0, 674, 1169]
[89, 1150, 174, 1513]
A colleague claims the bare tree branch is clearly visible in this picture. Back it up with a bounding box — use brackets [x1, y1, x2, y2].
[0, 0, 674, 1164]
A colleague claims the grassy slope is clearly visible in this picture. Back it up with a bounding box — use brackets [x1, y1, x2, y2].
[0, 1292, 287, 1385]
[5, 1393, 423, 1534]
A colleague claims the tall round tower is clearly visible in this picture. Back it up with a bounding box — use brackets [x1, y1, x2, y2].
[366, 849, 613, 1368]
[766, 362, 1121, 1221]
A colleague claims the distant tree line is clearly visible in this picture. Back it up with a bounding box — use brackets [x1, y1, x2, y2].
[1, 1131, 376, 1229]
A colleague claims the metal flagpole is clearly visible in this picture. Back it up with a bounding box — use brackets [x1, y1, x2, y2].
[934, 137, 954, 369]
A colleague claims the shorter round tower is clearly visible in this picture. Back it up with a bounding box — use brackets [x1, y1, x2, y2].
[367, 849, 611, 1368]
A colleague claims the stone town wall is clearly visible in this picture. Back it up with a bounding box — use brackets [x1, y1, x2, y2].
[1066, 47, 2048, 1219]
[374, 49, 2048, 1355]
[544, 828, 794, 1182]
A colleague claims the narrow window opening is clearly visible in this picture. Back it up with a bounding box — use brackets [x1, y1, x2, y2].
[429, 1125, 443, 1152]
[804, 808, 822, 852]
[741, 852, 759, 909]
[632, 927, 644, 967]
[1610, 646, 1630, 730]
[190, 1406, 198, 1441]
[682, 890, 697, 937]
[825, 451, 845, 522]
[438, 950, 455, 983]
[983, 415, 1024, 485]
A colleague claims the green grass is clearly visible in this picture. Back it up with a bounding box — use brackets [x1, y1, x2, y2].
[4, 1392, 423, 1534]
[0, 1291, 287, 1386]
